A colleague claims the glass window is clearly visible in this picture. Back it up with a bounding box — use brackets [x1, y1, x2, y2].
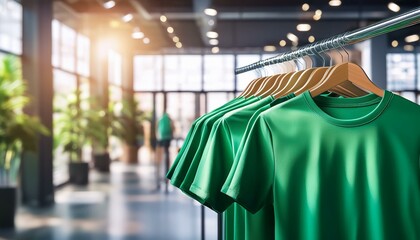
[164, 55, 202, 91]
[166, 93, 196, 138]
[60, 23, 76, 72]
[108, 49, 122, 86]
[236, 54, 261, 91]
[134, 55, 162, 91]
[53, 69, 77, 186]
[52, 20, 60, 67]
[77, 34, 90, 77]
[399, 91, 416, 103]
[207, 93, 235, 113]
[203, 55, 234, 91]
[0, 0, 22, 54]
[386, 53, 415, 91]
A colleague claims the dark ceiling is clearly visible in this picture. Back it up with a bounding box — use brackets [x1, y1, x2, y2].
[55, 0, 420, 53]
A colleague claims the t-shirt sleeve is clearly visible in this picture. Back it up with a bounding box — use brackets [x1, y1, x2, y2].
[221, 115, 275, 214]
[189, 119, 235, 212]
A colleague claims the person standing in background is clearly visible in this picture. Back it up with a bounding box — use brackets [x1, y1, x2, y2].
[157, 112, 174, 192]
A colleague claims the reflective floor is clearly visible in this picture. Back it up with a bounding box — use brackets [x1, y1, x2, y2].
[0, 162, 217, 240]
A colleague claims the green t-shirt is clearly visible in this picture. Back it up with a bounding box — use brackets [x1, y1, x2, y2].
[170, 97, 260, 194]
[167, 97, 241, 180]
[184, 94, 294, 240]
[222, 90, 420, 240]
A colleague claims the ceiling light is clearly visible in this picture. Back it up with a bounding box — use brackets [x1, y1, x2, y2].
[313, 14, 321, 21]
[287, 33, 299, 42]
[143, 37, 150, 44]
[167, 27, 174, 33]
[329, 0, 342, 7]
[160, 15, 167, 22]
[204, 8, 217, 16]
[132, 30, 144, 39]
[308, 36, 315, 43]
[279, 40, 286, 47]
[391, 40, 398, 47]
[297, 23, 311, 32]
[315, 9, 322, 16]
[302, 3, 310, 11]
[264, 45, 276, 52]
[122, 13, 133, 22]
[103, 0, 115, 9]
[176, 42, 182, 48]
[211, 47, 220, 54]
[405, 34, 419, 43]
[404, 45, 414, 51]
[206, 31, 218, 38]
[172, 36, 179, 42]
[208, 19, 215, 26]
[209, 39, 219, 45]
[388, 2, 400, 12]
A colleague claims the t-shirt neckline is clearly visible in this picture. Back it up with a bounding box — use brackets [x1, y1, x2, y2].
[303, 90, 393, 127]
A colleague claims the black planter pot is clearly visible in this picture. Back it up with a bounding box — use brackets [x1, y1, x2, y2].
[93, 153, 110, 173]
[0, 186, 16, 228]
[69, 162, 89, 185]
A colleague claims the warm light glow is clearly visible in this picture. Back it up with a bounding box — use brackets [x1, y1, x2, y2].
[264, 45, 276, 52]
[388, 2, 400, 12]
[204, 8, 218, 16]
[329, 0, 342, 7]
[172, 36, 179, 42]
[308, 36, 315, 43]
[391, 40, 398, 47]
[211, 46, 220, 54]
[167, 27, 174, 33]
[176, 42, 182, 48]
[279, 40, 286, 47]
[208, 19, 215, 26]
[209, 39, 219, 45]
[143, 37, 150, 44]
[206, 31, 218, 38]
[313, 14, 321, 21]
[132, 28, 144, 39]
[109, 20, 120, 28]
[160, 15, 167, 22]
[287, 33, 299, 42]
[103, 0, 115, 9]
[122, 13, 133, 22]
[404, 45, 414, 51]
[405, 34, 419, 43]
[302, 3, 310, 11]
[297, 23, 311, 32]
[315, 9, 322, 16]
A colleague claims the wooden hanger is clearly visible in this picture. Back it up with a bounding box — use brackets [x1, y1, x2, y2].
[309, 62, 384, 97]
[253, 73, 285, 97]
[243, 77, 269, 97]
[238, 77, 260, 97]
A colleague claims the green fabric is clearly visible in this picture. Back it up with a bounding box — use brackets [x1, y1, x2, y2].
[166, 97, 241, 179]
[170, 97, 260, 195]
[222, 90, 420, 240]
[187, 94, 294, 240]
[157, 113, 173, 140]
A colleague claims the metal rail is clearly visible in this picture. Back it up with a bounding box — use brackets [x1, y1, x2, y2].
[235, 7, 420, 74]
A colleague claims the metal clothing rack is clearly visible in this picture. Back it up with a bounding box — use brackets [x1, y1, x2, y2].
[235, 7, 420, 75]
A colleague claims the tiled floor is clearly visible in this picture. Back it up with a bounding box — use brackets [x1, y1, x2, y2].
[0, 163, 218, 240]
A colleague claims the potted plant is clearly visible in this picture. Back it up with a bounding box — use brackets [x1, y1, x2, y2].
[0, 56, 49, 228]
[54, 90, 104, 185]
[110, 97, 149, 164]
[91, 102, 111, 173]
